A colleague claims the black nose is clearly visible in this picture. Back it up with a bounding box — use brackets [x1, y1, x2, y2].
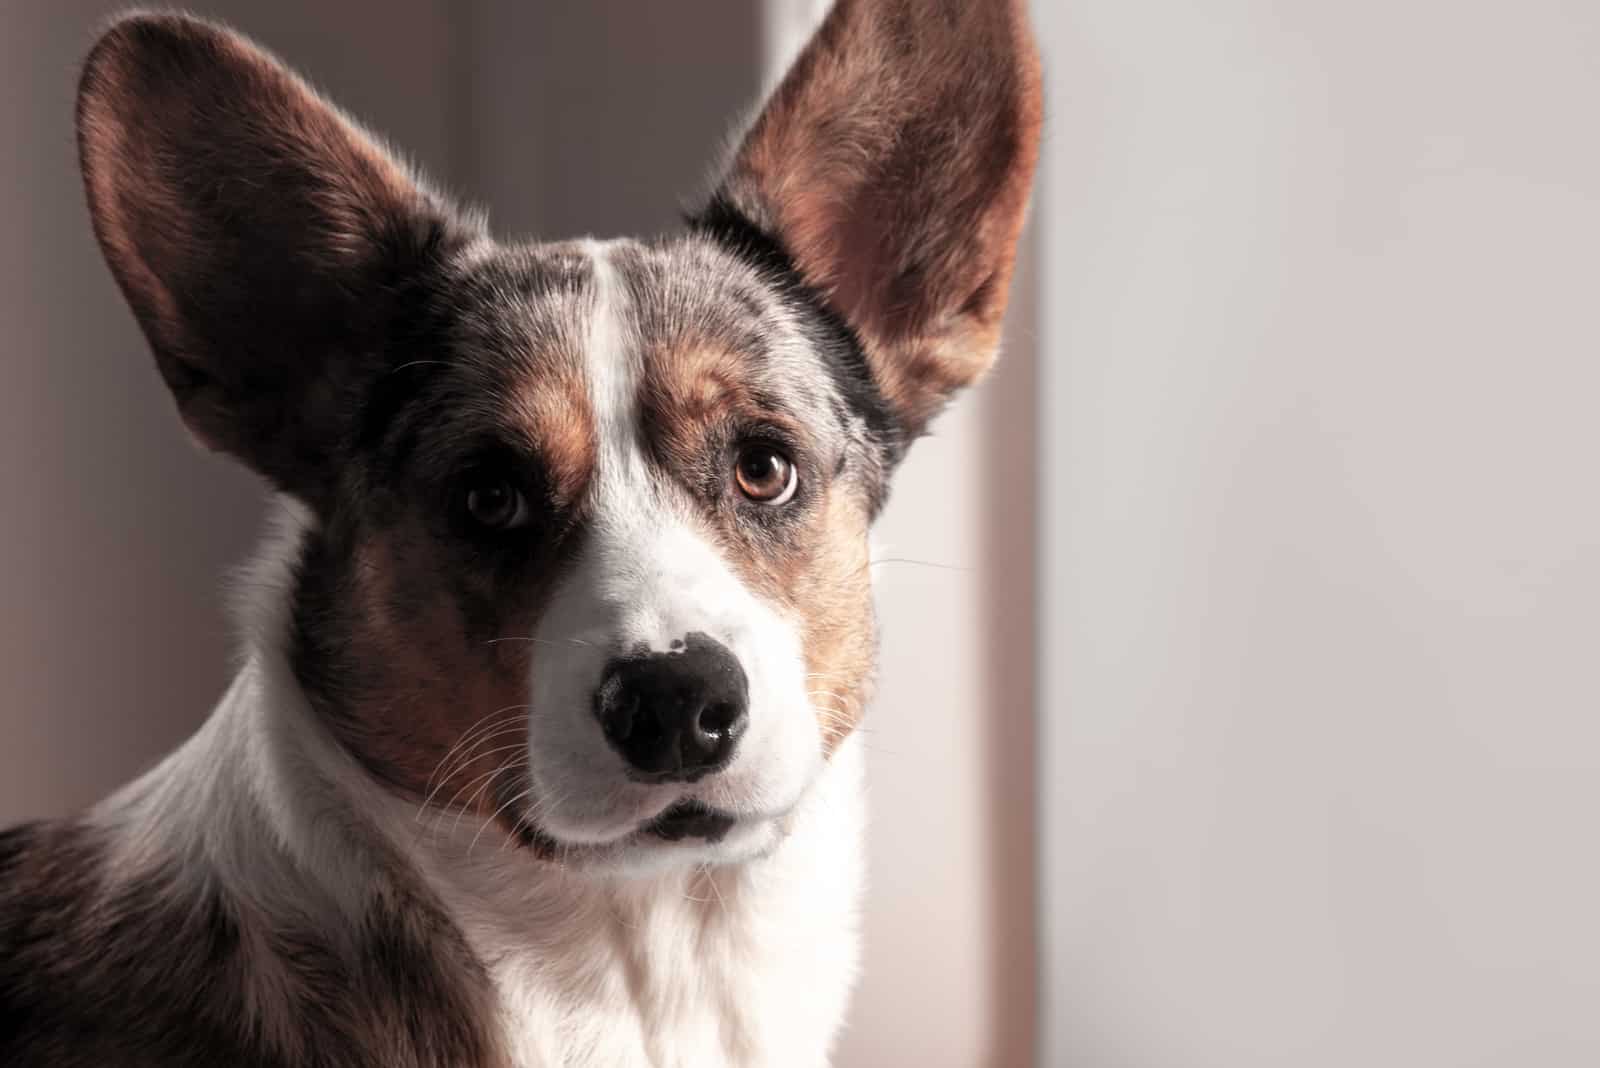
[594, 633, 749, 782]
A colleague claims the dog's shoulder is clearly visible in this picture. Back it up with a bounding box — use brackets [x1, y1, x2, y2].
[0, 818, 217, 1061]
[0, 817, 508, 1068]
[0, 819, 283, 1066]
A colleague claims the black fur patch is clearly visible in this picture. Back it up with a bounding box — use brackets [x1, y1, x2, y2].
[0, 821, 503, 1067]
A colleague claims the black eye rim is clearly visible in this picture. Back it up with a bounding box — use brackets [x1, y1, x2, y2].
[733, 441, 799, 505]
[459, 470, 533, 532]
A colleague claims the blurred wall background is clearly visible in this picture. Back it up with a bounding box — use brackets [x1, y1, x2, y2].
[1, 3, 1036, 1065]
[1038, 1, 1600, 1064]
[15, 2, 1598, 1066]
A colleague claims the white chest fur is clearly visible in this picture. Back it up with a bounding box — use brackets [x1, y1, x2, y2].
[421, 738, 866, 1068]
[95, 649, 866, 1068]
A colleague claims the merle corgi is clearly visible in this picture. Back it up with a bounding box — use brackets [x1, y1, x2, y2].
[0, 2, 1040, 1064]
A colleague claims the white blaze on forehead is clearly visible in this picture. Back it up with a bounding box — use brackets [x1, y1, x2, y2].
[578, 241, 765, 652]
[582, 241, 647, 513]
[583, 241, 679, 637]
[519, 241, 821, 848]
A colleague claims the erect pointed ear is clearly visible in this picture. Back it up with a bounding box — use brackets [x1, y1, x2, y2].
[703, 0, 1042, 439]
[77, 13, 475, 507]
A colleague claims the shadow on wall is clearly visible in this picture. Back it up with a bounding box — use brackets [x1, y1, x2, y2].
[979, 227, 1041, 1068]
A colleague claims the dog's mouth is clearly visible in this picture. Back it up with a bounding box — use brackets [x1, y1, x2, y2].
[493, 778, 758, 860]
[643, 800, 738, 843]
[505, 800, 740, 858]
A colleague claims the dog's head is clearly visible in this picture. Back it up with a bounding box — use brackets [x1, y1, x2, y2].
[76, 3, 1040, 871]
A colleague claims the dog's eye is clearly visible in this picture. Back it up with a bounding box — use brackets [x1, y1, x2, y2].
[463, 477, 531, 531]
[734, 444, 798, 505]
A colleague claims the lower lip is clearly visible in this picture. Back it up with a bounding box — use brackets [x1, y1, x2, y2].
[645, 801, 738, 843]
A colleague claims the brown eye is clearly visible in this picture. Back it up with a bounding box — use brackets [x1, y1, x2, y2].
[734, 444, 798, 505]
[464, 477, 530, 530]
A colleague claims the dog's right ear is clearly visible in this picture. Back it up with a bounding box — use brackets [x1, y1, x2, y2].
[77, 13, 473, 506]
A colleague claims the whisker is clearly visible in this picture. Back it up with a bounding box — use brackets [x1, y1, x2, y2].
[422, 705, 531, 795]
[703, 866, 729, 916]
[417, 721, 530, 816]
[503, 788, 568, 855]
[808, 701, 891, 753]
[471, 782, 536, 854]
[683, 874, 715, 905]
[434, 741, 531, 807]
[868, 556, 971, 572]
[436, 758, 525, 844]
[387, 359, 451, 376]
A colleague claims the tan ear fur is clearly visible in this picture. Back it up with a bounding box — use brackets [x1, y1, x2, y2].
[716, 0, 1042, 434]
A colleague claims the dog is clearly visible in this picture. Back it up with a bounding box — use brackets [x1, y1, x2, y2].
[0, 2, 1040, 1064]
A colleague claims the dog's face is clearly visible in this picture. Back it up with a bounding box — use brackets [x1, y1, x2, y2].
[285, 236, 886, 867]
[76, 3, 1040, 871]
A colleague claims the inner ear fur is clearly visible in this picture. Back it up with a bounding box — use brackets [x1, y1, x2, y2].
[711, 0, 1042, 438]
[76, 13, 474, 506]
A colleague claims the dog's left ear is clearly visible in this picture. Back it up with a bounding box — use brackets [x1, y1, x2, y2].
[705, 0, 1042, 438]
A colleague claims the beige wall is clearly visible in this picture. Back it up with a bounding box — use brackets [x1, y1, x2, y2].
[1038, 1, 1600, 1064]
[2, 4, 1034, 1064]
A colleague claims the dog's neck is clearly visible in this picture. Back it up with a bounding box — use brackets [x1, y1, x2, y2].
[88, 549, 865, 1067]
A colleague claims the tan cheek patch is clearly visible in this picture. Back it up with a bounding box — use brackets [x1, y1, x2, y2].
[716, 489, 876, 757]
[794, 495, 876, 755]
[313, 345, 596, 843]
[336, 534, 538, 833]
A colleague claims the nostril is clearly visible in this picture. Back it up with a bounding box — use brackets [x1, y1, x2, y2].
[597, 681, 638, 743]
[696, 700, 742, 741]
